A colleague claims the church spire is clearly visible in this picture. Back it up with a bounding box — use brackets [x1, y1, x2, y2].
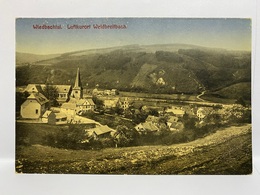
[74, 67, 82, 88]
[70, 67, 83, 99]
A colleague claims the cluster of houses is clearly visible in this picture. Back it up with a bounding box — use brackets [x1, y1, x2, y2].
[101, 97, 130, 111]
[81, 104, 216, 142]
[92, 88, 119, 96]
[134, 107, 185, 134]
[20, 68, 96, 124]
[134, 105, 214, 134]
[18, 67, 218, 142]
[19, 68, 132, 126]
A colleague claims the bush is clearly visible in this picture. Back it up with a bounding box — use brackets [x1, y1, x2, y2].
[44, 125, 89, 150]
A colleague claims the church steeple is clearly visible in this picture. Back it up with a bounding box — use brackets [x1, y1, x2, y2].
[71, 67, 83, 99]
[74, 67, 82, 88]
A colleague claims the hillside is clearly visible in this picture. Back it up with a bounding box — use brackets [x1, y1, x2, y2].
[211, 82, 251, 100]
[16, 124, 252, 174]
[16, 52, 61, 65]
[16, 44, 251, 95]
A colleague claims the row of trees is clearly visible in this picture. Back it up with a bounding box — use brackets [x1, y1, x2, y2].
[44, 124, 139, 150]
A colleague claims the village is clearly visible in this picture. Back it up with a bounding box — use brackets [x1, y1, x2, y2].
[16, 68, 251, 147]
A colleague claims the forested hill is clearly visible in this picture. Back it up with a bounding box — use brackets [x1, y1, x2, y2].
[16, 44, 251, 97]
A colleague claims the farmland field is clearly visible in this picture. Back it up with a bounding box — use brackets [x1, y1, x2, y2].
[16, 123, 252, 174]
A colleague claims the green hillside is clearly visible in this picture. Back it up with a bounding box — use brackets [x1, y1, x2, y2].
[211, 82, 251, 100]
[16, 44, 251, 95]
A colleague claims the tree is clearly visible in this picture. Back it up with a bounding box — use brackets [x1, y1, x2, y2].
[132, 112, 148, 124]
[45, 124, 88, 150]
[92, 96, 104, 110]
[183, 114, 198, 130]
[148, 108, 159, 117]
[43, 84, 59, 108]
[113, 125, 138, 147]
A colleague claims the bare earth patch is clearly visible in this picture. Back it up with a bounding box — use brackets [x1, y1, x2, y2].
[16, 124, 252, 174]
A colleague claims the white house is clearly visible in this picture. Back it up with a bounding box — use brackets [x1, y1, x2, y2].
[103, 98, 119, 108]
[20, 93, 49, 119]
[55, 85, 72, 103]
[75, 98, 95, 112]
[165, 106, 185, 117]
[60, 102, 77, 119]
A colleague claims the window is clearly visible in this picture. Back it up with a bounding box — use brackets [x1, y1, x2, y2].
[35, 109, 39, 114]
[60, 94, 66, 98]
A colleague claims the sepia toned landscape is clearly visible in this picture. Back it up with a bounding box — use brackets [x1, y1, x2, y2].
[15, 18, 252, 174]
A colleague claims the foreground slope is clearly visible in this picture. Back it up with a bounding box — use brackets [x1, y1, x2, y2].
[16, 124, 252, 174]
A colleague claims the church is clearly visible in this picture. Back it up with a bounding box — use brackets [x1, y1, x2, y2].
[60, 68, 95, 118]
[20, 68, 95, 120]
[70, 67, 83, 100]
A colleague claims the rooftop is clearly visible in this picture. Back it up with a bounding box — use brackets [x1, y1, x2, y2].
[86, 125, 116, 136]
[27, 92, 49, 105]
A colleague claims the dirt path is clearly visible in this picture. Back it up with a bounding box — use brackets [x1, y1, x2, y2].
[196, 90, 206, 102]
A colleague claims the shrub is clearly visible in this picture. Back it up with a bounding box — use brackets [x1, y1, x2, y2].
[43, 125, 88, 150]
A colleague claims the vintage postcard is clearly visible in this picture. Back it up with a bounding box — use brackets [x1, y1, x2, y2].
[15, 18, 252, 174]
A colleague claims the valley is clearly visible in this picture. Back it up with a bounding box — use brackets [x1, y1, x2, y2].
[15, 43, 252, 175]
[16, 44, 251, 102]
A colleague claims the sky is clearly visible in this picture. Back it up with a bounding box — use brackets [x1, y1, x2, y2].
[16, 18, 251, 55]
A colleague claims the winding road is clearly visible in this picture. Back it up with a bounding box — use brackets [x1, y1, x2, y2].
[196, 90, 206, 102]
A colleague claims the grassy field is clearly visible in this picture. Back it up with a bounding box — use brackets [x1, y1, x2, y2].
[16, 123, 252, 174]
[199, 94, 237, 104]
[120, 91, 198, 101]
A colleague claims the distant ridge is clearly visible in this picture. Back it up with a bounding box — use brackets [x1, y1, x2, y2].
[16, 43, 250, 65]
[16, 52, 61, 65]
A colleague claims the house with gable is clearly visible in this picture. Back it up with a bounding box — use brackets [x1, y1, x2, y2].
[145, 115, 160, 124]
[166, 115, 179, 128]
[20, 93, 49, 119]
[103, 97, 119, 109]
[41, 110, 68, 125]
[84, 125, 116, 141]
[165, 106, 185, 117]
[135, 121, 160, 134]
[197, 107, 213, 121]
[24, 84, 71, 104]
[166, 116, 184, 131]
[168, 121, 184, 131]
[24, 84, 44, 94]
[55, 85, 72, 103]
[60, 102, 77, 119]
[75, 98, 95, 112]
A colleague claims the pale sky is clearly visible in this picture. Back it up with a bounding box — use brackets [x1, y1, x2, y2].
[16, 18, 251, 55]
